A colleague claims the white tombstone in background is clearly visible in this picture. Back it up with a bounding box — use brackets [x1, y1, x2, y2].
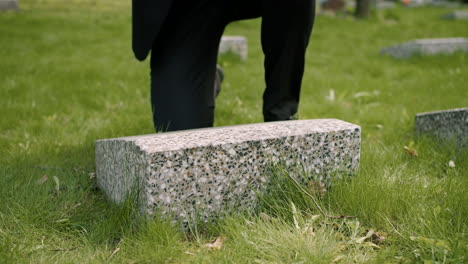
[0, 0, 19, 10]
[416, 108, 468, 147]
[381, 38, 468, 59]
[443, 11, 468, 20]
[219, 36, 248, 60]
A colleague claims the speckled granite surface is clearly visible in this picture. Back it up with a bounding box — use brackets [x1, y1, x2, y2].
[0, 0, 18, 10]
[381, 38, 468, 59]
[416, 108, 467, 147]
[96, 119, 361, 223]
[219, 36, 247, 60]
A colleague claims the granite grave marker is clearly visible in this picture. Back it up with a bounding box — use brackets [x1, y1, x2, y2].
[416, 108, 467, 147]
[381, 38, 468, 59]
[442, 11, 468, 20]
[96, 119, 361, 223]
[0, 0, 18, 10]
[219, 36, 248, 60]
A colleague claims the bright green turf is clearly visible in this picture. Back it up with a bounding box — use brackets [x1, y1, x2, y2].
[0, 1, 467, 263]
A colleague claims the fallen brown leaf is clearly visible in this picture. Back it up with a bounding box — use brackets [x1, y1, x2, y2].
[364, 241, 381, 249]
[37, 175, 49, 185]
[105, 239, 122, 263]
[403, 146, 418, 157]
[307, 181, 327, 198]
[53, 176, 60, 194]
[259, 212, 274, 222]
[371, 231, 386, 244]
[204, 236, 226, 250]
[332, 255, 345, 263]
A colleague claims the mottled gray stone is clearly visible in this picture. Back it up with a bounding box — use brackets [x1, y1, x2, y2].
[376, 1, 395, 9]
[416, 108, 467, 147]
[219, 36, 248, 60]
[96, 119, 360, 223]
[431, 1, 461, 7]
[381, 38, 468, 59]
[442, 11, 468, 20]
[346, 0, 395, 9]
[404, 0, 461, 7]
[0, 0, 18, 10]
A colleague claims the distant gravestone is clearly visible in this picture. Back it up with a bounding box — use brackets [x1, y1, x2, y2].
[381, 38, 468, 59]
[416, 108, 467, 147]
[431, 0, 461, 7]
[442, 11, 468, 20]
[96, 119, 361, 223]
[0, 0, 18, 10]
[404, 0, 430, 7]
[376, 1, 395, 9]
[322, 0, 345, 12]
[219, 36, 248, 60]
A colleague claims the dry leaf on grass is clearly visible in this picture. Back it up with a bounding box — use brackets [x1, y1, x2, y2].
[259, 212, 273, 222]
[371, 231, 386, 244]
[37, 175, 49, 185]
[355, 230, 374, 244]
[259, 212, 279, 224]
[301, 226, 316, 237]
[364, 242, 381, 249]
[105, 239, 122, 263]
[354, 230, 385, 247]
[307, 181, 327, 198]
[403, 146, 418, 157]
[332, 255, 345, 263]
[204, 236, 226, 250]
[448, 160, 456, 168]
[53, 176, 60, 193]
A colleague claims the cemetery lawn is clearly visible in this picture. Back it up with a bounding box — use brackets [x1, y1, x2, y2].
[1, 1, 467, 263]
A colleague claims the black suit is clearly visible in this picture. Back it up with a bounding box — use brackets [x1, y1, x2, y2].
[132, 0, 315, 131]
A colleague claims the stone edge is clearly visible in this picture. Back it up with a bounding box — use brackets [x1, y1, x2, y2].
[96, 119, 359, 143]
[415, 107, 468, 117]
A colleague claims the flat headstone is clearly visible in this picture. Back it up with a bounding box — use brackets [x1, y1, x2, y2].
[0, 0, 18, 10]
[416, 108, 467, 147]
[431, 0, 461, 7]
[347, 0, 395, 10]
[219, 36, 248, 60]
[376, 1, 395, 9]
[404, 0, 460, 7]
[381, 38, 468, 59]
[96, 119, 360, 223]
[442, 11, 468, 20]
[404, 0, 430, 7]
[322, 0, 345, 12]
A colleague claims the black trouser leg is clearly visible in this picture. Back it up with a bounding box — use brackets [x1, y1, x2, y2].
[150, 0, 228, 132]
[149, 0, 314, 131]
[224, 0, 315, 121]
[261, 0, 315, 121]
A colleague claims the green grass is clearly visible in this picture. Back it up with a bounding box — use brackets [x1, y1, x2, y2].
[1, 1, 467, 263]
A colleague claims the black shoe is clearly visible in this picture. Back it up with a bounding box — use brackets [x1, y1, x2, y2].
[214, 64, 224, 99]
[264, 116, 297, 122]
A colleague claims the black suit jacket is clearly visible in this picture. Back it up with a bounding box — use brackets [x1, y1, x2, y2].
[132, 0, 173, 61]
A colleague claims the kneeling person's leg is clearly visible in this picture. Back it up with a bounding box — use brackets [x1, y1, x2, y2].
[261, 0, 315, 121]
[150, 0, 227, 132]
